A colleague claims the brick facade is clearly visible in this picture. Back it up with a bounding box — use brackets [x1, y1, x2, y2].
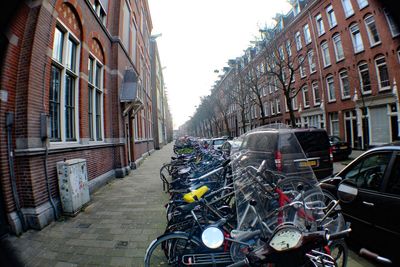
[0, 0, 154, 234]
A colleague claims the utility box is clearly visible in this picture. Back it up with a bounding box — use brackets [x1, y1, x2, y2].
[57, 159, 90, 215]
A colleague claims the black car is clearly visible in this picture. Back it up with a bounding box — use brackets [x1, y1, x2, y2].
[239, 126, 333, 179]
[321, 143, 400, 264]
[329, 136, 352, 161]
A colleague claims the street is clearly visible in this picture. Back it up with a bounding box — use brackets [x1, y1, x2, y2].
[5, 144, 377, 267]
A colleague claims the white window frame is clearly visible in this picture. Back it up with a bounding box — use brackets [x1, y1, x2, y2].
[308, 50, 316, 73]
[312, 81, 320, 105]
[321, 41, 331, 67]
[330, 112, 340, 136]
[384, 9, 400, 37]
[358, 62, 372, 94]
[299, 56, 306, 78]
[88, 53, 105, 142]
[295, 31, 302, 51]
[303, 24, 312, 44]
[326, 5, 337, 29]
[357, 0, 368, 9]
[50, 22, 81, 144]
[332, 33, 345, 62]
[341, 0, 354, 18]
[326, 75, 336, 102]
[276, 98, 281, 114]
[375, 56, 391, 91]
[339, 70, 351, 99]
[302, 85, 310, 108]
[364, 15, 381, 47]
[286, 40, 292, 57]
[350, 24, 364, 53]
[315, 14, 325, 36]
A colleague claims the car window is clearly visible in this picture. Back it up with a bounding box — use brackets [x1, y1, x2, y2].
[386, 154, 400, 195]
[343, 152, 392, 191]
[295, 131, 330, 152]
[213, 139, 226, 145]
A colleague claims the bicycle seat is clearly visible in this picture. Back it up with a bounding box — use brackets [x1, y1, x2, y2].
[183, 185, 209, 203]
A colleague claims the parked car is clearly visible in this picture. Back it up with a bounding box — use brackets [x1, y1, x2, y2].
[329, 136, 352, 161]
[239, 126, 333, 179]
[320, 143, 400, 265]
[209, 137, 228, 150]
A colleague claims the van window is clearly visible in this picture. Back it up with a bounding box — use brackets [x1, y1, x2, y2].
[295, 131, 330, 152]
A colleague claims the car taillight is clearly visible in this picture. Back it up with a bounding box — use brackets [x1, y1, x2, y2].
[329, 146, 333, 162]
[275, 151, 282, 171]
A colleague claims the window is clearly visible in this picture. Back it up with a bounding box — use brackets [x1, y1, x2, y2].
[307, 50, 316, 73]
[386, 155, 400, 195]
[122, 0, 130, 50]
[292, 95, 298, 110]
[339, 70, 350, 99]
[364, 15, 380, 46]
[326, 5, 337, 29]
[93, 0, 107, 24]
[342, 152, 391, 191]
[384, 9, 400, 37]
[321, 41, 331, 67]
[326, 75, 336, 102]
[350, 24, 364, 53]
[88, 56, 104, 141]
[312, 81, 320, 105]
[357, 0, 368, 9]
[264, 102, 269, 117]
[302, 85, 310, 108]
[332, 34, 345, 61]
[286, 40, 292, 57]
[330, 112, 339, 136]
[276, 98, 281, 114]
[50, 25, 80, 142]
[279, 45, 285, 60]
[295, 31, 302, 51]
[271, 100, 276, 115]
[303, 24, 312, 44]
[358, 62, 371, 94]
[375, 56, 390, 90]
[341, 0, 354, 18]
[315, 14, 325, 36]
[299, 56, 306, 78]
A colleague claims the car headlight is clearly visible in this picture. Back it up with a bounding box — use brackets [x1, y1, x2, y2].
[269, 227, 302, 252]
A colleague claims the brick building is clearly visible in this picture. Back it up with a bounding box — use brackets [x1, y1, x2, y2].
[0, 0, 155, 235]
[193, 0, 400, 150]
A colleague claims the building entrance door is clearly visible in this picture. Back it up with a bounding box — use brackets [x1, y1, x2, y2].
[344, 110, 359, 148]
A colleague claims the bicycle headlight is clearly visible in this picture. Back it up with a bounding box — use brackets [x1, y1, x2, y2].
[201, 227, 224, 249]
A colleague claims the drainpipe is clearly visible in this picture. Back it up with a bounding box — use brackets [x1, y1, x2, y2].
[6, 112, 26, 232]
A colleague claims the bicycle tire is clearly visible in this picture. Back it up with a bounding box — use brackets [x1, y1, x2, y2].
[144, 232, 203, 267]
[328, 239, 348, 267]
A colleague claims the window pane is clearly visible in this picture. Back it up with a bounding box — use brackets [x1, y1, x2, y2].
[365, 16, 380, 45]
[357, 0, 368, 9]
[65, 74, 76, 141]
[384, 9, 400, 37]
[358, 63, 371, 93]
[340, 71, 350, 98]
[350, 24, 364, 53]
[326, 5, 337, 28]
[66, 38, 77, 71]
[88, 86, 94, 140]
[96, 91, 102, 140]
[50, 66, 61, 140]
[333, 34, 344, 61]
[95, 63, 102, 88]
[321, 42, 331, 66]
[88, 58, 94, 84]
[52, 27, 64, 62]
[327, 76, 335, 101]
[312, 82, 320, 104]
[342, 0, 354, 17]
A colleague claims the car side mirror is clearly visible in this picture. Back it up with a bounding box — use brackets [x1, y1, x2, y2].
[337, 183, 358, 203]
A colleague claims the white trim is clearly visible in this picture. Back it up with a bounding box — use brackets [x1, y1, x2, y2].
[375, 56, 391, 91]
[364, 14, 381, 47]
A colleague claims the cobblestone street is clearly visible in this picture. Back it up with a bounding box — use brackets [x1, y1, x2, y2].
[6, 143, 173, 267]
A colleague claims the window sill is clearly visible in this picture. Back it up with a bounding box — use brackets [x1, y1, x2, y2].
[370, 42, 381, 48]
[328, 100, 336, 103]
[354, 49, 365, 55]
[323, 64, 332, 69]
[345, 13, 355, 20]
[336, 57, 345, 63]
[318, 32, 326, 38]
[329, 24, 337, 30]
[341, 96, 351, 101]
[379, 86, 391, 92]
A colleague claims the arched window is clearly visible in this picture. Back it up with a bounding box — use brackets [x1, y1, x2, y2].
[302, 84, 310, 108]
[320, 40, 331, 67]
[357, 61, 371, 94]
[50, 26, 81, 141]
[326, 74, 336, 102]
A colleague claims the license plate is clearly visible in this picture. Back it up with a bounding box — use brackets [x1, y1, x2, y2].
[299, 160, 317, 167]
[340, 146, 347, 149]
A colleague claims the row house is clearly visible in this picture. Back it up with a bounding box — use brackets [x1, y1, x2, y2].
[211, 0, 400, 150]
[0, 0, 156, 235]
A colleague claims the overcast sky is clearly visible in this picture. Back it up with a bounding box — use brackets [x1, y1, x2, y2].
[148, 0, 292, 130]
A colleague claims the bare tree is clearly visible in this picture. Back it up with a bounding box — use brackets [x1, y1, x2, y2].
[259, 27, 306, 127]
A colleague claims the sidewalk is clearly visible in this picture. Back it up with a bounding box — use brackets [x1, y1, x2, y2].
[6, 143, 173, 267]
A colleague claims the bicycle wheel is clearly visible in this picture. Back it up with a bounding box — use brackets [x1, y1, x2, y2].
[328, 240, 348, 267]
[144, 233, 203, 267]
